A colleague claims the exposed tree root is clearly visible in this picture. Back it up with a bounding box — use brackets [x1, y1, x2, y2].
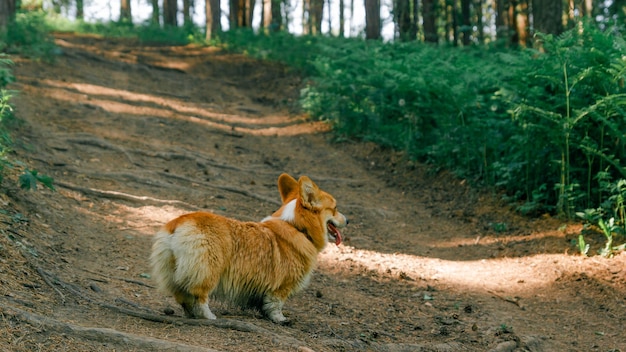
[34, 268, 312, 350]
[65, 135, 136, 166]
[156, 171, 281, 206]
[56, 180, 200, 210]
[0, 302, 216, 352]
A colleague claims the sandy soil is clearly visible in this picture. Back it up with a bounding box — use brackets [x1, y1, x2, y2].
[1, 33, 624, 352]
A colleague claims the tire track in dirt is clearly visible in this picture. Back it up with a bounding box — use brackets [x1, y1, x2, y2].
[2, 33, 625, 351]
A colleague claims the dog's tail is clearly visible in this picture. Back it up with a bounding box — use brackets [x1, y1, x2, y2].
[150, 224, 221, 296]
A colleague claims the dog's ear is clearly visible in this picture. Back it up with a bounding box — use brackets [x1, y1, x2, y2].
[298, 176, 321, 209]
[278, 173, 298, 203]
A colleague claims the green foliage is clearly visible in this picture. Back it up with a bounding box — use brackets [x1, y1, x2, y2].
[19, 169, 55, 191]
[577, 179, 626, 257]
[507, 23, 626, 218]
[48, 16, 206, 46]
[0, 57, 15, 185]
[219, 23, 626, 223]
[1, 11, 56, 59]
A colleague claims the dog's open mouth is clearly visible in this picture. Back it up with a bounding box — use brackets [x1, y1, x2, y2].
[327, 222, 342, 246]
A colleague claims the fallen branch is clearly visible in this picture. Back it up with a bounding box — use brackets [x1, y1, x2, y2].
[0, 301, 216, 352]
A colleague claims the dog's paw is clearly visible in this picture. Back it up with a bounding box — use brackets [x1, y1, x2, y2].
[278, 318, 293, 326]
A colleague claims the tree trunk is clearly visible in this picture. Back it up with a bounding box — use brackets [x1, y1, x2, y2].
[474, 0, 483, 44]
[205, 0, 220, 40]
[582, 0, 592, 17]
[120, 0, 132, 22]
[0, 0, 16, 34]
[495, 0, 508, 41]
[339, 0, 345, 36]
[461, 0, 471, 45]
[365, 0, 381, 39]
[230, 0, 255, 27]
[151, 0, 160, 25]
[76, 0, 84, 20]
[395, 0, 412, 41]
[422, 0, 437, 42]
[309, 0, 324, 34]
[271, 0, 283, 31]
[183, 0, 193, 27]
[327, 0, 332, 34]
[515, 0, 529, 46]
[532, 0, 563, 36]
[410, 0, 419, 40]
[163, 0, 178, 26]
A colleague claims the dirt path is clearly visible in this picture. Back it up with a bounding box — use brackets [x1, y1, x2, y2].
[1, 33, 625, 352]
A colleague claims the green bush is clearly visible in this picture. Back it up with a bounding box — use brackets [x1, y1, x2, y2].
[0, 56, 15, 185]
[1, 11, 56, 58]
[222, 23, 626, 219]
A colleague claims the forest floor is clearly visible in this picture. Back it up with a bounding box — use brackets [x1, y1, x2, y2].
[1, 33, 625, 352]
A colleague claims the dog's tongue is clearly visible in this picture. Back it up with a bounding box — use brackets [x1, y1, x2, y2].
[328, 223, 342, 246]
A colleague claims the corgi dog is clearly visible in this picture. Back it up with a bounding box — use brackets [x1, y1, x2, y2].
[150, 173, 347, 324]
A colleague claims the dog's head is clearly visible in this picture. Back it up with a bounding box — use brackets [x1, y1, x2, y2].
[270, 173, 347, 250]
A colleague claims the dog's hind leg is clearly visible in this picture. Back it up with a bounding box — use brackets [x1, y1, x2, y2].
[174, 289, 216, 319]
[262, 294, 289, 324]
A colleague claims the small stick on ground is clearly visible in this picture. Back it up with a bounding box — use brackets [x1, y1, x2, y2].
[35, 267, 66, 304]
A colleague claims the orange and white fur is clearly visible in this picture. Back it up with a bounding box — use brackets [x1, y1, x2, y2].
[150, 173, 347, 324]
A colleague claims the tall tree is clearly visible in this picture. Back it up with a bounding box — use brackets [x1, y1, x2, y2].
[422, 0, 437, 42]
[163, 0, 178, 26]
[150, 0, 160, 25]
[532, 0, 563, 36]
[183, 0, 193, 27]
[474, 0, 484, 44]
[309, 0, 325, 34]
[339, 0, 345, 36]
[495, 0, 508, 41]
[205, 0, 220, 40]
[271, 0, 283, 31]
[364, 0, 380, 39]
[394, 0, 413, 41]
[120, 0, 132, 22]
[76, 0, 84, 20]
[230, 0, 255, 27]
[0, 0, 16, 34]
[461, 0, 471, 45]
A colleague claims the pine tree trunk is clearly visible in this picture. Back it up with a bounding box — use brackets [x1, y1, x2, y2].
[0, 0, 16, 33]
[271, 0, 283, 31]
[120, 0, 132, 22]
[76, 0, 84, 20]
[164, 0, 178, 26]
[422, 0, 437, 43]
[205, 0, 220, 40]
[365, 0, 380, 39]
[339, 0, 345, 36]
[309, 0, 324, 34]
[150, 0, 160, 25]
[183, 0, 192, 27]
[395, 0, 412, 41]
[461, 0, 471, 45]
[532, 0, 563, 36]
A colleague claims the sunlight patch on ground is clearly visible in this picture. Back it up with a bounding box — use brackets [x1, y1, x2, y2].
[33, 80, 328, 136]
[108, 204, 188, 236]
[427, 228, 579, 249]
[319, 244, 580, 296]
